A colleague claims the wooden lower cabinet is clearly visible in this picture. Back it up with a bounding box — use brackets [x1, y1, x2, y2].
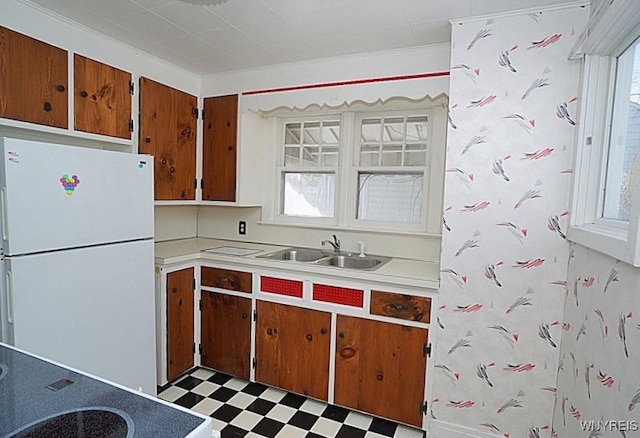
[201, 291, 251, 380]
[167, 267, 195, 382]
[335, 315, 428, 427]
[255, 300, 331, 400]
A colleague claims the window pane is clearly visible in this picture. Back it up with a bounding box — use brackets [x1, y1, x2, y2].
[285, 123, 301, 144]
[321, 121, 340, 144]
[381, 144, 403, 166]
[602, 38, 640, 221]
[303, 122, 320, 144]
[283, 172, 335, 218]
[406, 116, 428, 141]
[301, 145, 319, 166]
[321, 145, 339, 166]
[361, 118, 381, 142]
[405, 143, 427, 166]
[360, 144, 380, 166]
[382, 117, 404, 141]
[357, 173, 423, 223]
[284, 146, 300, 166]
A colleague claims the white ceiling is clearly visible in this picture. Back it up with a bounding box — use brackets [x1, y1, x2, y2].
[25, 0, 575, 75]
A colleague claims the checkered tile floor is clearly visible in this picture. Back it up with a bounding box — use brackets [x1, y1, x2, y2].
[158, 367, 425, 438]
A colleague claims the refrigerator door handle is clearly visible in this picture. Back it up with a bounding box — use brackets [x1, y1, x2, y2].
[1, 187, 8, 241]
[6, 271, 13, 324]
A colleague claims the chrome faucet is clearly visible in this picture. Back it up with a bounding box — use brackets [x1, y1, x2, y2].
[321, 234, 341, 254]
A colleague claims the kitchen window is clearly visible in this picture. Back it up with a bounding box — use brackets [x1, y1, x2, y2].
[267, 97, 446, 234]
[568, 0, 640, 265]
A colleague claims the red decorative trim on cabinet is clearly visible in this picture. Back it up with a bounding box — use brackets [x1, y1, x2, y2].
[260, 276, 303, 298]
[313, 284, 364, 307]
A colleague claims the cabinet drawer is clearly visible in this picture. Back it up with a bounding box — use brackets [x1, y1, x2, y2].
[260, 276, 303, 298]
[201, 267, 252, 293]
[370, 290, 431, 322]
[313, 284, 363, 308]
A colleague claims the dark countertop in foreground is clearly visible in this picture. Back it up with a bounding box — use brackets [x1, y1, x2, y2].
[0, 343, 211, 437]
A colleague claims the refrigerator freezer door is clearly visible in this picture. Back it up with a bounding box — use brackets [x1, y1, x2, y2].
[4, 240, 157, 395]
[0, 138, 153, 255]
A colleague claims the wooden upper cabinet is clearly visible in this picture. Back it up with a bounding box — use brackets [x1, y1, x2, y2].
[139, 77, 197, 200]
[202, 94, 238, 202]
[74, 54, 132, 139]
[335, 315, 428, 427]
[0, 26, 68, 128]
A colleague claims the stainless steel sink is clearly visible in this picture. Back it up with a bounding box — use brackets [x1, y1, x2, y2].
[258, 247, 326, 262]
[315, 254, 390, 271]
[258, 247, 390, 271]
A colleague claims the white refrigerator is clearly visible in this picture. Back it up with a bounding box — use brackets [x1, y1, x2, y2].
[0, 137, 157, 395]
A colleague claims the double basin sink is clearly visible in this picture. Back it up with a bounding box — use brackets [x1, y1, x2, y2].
[258, 247, 390, 271]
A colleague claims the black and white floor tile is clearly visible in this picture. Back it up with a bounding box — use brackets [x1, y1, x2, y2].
[158, 367, 425, 438]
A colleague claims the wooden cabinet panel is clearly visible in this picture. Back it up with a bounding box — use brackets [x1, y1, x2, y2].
[139, 77, 197, 200]
[201, 266, 252, 293]
[255, 301, 331, 400]
[74, 54, 131, 139]
[167, 267, 194, 382]
[370, 290, 431, 323]
[335, 315, 428, 427]
[202, 94, 238, 202]
[0, 26, 68, 128]
[201, 291, 251, 380]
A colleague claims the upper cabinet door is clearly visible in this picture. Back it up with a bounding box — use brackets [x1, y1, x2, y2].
[202, 94, 238, 202]
[0, 26, 68, 129]
[74, 54, 132, 139]
[139, 77, 197, 201]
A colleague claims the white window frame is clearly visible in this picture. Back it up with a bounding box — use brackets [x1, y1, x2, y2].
[273, 114, 343, 227]
[263, 97, 447, 235]
[568, 0, 640, 266]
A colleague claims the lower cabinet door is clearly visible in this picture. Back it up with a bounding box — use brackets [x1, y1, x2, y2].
[201, 291, 252, 380]
[167, 267, 195, 382]
[335, 315, 428, 427]
[255, 300, 331, 400]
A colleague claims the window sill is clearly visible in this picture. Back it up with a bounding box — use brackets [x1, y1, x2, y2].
[567, 223, 640, 267]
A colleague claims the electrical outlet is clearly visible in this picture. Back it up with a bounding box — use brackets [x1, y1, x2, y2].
[238, 221, 246, 235]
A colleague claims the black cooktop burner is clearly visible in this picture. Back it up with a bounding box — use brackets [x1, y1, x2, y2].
[7, 407, 134, 438]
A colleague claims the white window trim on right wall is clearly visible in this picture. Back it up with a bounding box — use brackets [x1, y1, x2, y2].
[568, 0, 640, 266]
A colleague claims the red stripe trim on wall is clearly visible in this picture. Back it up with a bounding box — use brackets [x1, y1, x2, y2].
[242, 71, 450, 96]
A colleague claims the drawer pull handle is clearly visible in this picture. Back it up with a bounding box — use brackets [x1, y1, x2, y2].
[389, 303, 410, 311]
[340, 347, 355, 359]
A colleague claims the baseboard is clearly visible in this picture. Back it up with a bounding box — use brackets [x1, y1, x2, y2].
[429, 420, 503, 438]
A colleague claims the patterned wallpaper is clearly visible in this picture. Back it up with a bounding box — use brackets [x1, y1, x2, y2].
[553, 244, 640, 437]
[433, 4, 589, 437]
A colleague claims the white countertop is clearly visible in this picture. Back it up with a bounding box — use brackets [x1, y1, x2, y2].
[155, 238, 440, 291]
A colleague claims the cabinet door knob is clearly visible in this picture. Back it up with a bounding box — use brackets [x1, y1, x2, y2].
[320, 328, 327, 335]
[338, 332, 345, 338]
[43, 102, 52, 112]
[306, 333, 313, 341]
[267, 328, 273, 335]
[227, 145, 233, 151]
[169, 166, 175, 174]
[376, 374, 384, 381]
[172, 287, 177, 293]
[241, 312, 248, 319]
[57, 85, 65, 92]
[145, 137, 151, 143]
[178, 298, 182, 307]
[80, 90, 88, 98]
